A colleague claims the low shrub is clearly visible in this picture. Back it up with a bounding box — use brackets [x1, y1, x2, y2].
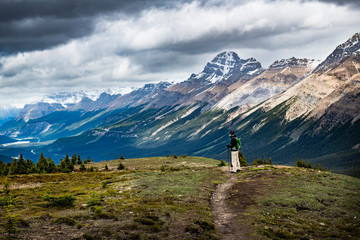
[218, 160, 226, 167]
[53, 217, 76, 226]
[43, 193, 76, 207]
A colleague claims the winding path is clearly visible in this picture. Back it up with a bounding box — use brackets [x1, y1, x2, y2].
[211, 172, 246, 240]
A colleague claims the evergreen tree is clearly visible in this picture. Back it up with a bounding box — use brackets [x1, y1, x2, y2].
[238, 152, 248, 167]
[84, 156, 91, 164]
[8, 159, 17, 175]
[120, 154, 125, 160]
[59, 158, 70, 173]
[64, 154, 74, 172]
[307, 161, 312, 169]
[47, 157, 57, 173]
[117, 162, 125, 170]
[79, 163, 86, 171]
[2, 164, 10, 176]
[318, 163, 324, 171]
[37, 152, 48, 173]
[71, 153, 77, 165]
[17, 154, 27, 174]
[64, 154, 70, 165]
[26, 158, 36, 172]
[77, 155, 82, 165]
[104, 164, 109, 171]
[252, 159, 257, 166]
[269, 157, 272, 165]
[0, 160, 4, 176]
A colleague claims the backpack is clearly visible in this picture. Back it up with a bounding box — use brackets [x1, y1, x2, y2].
[235, 138, 241, 150]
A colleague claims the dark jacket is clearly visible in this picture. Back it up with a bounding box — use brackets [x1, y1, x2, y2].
[227, 135, 237, 150]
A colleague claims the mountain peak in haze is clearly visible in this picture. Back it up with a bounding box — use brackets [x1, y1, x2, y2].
[314, 32, 360, 73]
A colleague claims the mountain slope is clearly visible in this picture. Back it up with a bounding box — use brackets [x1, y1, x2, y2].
[215, 57, 320, 111]
[166, 51, 263, 106]
[0, 33, 359, 176]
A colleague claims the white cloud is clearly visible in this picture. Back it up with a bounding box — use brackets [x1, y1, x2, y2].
[0, 0, 359, 107]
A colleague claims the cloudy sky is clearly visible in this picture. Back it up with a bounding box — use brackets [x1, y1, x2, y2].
[0, 0, 359, 108]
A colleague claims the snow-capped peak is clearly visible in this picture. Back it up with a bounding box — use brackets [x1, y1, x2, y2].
[191, 51, 262, 84]
[210, 51, 240, 76]
[314, 32, 360, 73]
[269, 57, 321, 70]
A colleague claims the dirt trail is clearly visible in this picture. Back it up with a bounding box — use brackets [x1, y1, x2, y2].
[211, 171, 246, 240]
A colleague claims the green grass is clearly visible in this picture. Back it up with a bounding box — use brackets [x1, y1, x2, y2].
[1, 158, 359, 239]
[233, 166, 360, 240]
[0, 156, 222, 239]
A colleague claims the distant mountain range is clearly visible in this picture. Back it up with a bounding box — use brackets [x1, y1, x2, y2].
[0, 32, 359, 176]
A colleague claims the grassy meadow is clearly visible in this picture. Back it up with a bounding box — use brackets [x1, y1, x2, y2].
[0, 156, 359, 239]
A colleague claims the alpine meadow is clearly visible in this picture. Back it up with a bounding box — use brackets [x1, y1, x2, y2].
[0, 0, 360, 239]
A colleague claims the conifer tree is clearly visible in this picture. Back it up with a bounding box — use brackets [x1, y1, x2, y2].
[79, 163, 86, 171]
[307, 161, 312, 169]
[120, 154, 125, 160]
[71, 153, 77, 165]
[318, 163, 324, 171]
[37, 152, 48, 173]
[77, 155, 82, 165]
[0, 160, 4, 175]
[238, 152, 248, 166]
[17, 154, 27, 174]
[2, 164, 10, 176]
[118, 162, 125, 170]
[26, 158, 36, 172]
[9, 158, 18, 175]
[269, 157, 272, 165]
[64, 153, 74, 172]
[47, 157, 57, 173]
[59, 158, 70, 173]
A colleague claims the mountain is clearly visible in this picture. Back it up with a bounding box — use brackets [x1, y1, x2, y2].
[0, 33, 359, 176]
[0, 106, 20, 126]
[69, 93, 120, 111]
[166, 51, 263, 106]
[40, 88, 130, 107]
[16, 102, 65, 122]
[225, 32, 360, 176]
[42, 55, 320, 161]
[314, 32, 360, 74]
[215, 57, 320, 111]
[107, 82, 173, 109]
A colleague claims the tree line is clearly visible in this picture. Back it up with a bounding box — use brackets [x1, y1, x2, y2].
[0, 152, 94, 176]
[295, 158, 328, 171]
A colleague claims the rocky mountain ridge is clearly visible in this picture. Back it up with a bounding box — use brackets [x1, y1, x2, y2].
[314, 32, 360, 74]
[0, 32, 359, 176]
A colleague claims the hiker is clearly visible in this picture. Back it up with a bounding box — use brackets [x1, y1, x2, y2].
[227, 130, 241, 172]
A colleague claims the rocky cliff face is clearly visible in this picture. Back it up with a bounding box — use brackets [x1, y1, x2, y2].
[166, 51, 263, 106]
[215, 57, 320, 111]
[314, 32, 360, 74]
[243, 33, 360, 124]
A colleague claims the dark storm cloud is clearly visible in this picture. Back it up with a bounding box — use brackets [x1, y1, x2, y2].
[0, 0, 359, 107]
[316, 0, 360, 8]
[0, 0, 192, 54]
